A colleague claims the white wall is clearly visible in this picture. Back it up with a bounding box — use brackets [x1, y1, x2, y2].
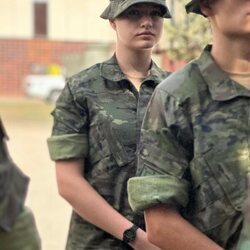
[0, 0, 32, 38]
[49, 0, 115, 42]
[0, 0, 115, 42]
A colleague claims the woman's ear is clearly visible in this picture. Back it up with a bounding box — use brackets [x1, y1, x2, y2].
[200, 0, 213, 17]
[109, 20, 116, 30]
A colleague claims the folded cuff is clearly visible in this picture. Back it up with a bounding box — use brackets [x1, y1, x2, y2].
[128, 175, 189, 213]
[47, 133, 88, 161]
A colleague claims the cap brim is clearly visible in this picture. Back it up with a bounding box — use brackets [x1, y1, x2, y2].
[185, 0, 206, 16]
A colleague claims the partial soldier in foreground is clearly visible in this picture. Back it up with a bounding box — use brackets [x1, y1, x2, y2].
[128, 0, 250, 249]
[0, 117, 41, 250]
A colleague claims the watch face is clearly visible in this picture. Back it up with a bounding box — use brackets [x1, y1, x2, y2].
[125, 229, 136, 240]
[123, 225, 138, 243]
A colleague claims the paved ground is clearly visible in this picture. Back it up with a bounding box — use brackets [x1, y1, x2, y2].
[0, 98, 71, 250]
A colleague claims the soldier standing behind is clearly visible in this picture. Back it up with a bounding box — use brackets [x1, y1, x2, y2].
[47, 0, 171, 249]
[0, 118, 41, 250]
[128, 0, 250, 249]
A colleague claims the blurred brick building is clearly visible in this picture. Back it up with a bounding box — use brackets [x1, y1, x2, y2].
[0, 0, 183, 96]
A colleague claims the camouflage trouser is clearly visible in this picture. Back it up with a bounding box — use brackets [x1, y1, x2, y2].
[0, 207, 41, 250]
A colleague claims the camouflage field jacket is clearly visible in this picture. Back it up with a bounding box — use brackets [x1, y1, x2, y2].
[0, 118, 29, 232]
[128, 45, 250, 249]
[47, 55, 169, 250]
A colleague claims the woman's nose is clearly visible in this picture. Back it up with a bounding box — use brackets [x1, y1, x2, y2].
[140, 15, 153, 28]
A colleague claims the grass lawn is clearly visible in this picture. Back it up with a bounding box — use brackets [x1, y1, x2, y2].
[0, 97, 54, 122]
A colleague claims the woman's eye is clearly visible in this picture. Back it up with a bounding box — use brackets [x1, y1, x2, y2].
[121, 8, 163, 19]
[127, 9, 140, 17]
[150, 10, 163, 17]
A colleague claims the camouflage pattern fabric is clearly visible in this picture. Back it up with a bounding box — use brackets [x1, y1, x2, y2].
[0, 207, 41, 250]
[0, 117, 29, 231]
[100, 0, 171, 20]
[237, 174, 250, 250]
[0, 118, 41, 249]
[47, 55, 169, 250]
[128, 45, 249, 249]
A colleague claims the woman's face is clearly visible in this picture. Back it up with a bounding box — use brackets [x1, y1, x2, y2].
[202, 0, 250, 38]
[110, 3, 164, 51]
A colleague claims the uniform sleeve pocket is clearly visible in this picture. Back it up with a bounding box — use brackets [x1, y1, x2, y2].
[203, 147, 247, 211]
[189, 146, 246, 232]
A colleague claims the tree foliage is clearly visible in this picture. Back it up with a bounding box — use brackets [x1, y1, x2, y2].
[165, 0, 212, 61]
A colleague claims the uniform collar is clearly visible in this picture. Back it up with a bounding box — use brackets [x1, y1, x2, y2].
[198, 45, 250, 101]
[100, 54, 166, 88]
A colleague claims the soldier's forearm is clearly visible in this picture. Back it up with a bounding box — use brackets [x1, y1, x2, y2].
[145, 205, 223, 250]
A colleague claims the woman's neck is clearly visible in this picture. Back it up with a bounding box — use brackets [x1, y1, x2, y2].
[115, 45, 152, 78]
[211, 34, 250, 74]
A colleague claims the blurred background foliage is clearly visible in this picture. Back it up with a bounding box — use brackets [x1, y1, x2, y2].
[165, 0, 212, 61]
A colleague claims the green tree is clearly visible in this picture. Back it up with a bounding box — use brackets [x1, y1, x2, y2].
[165, 0, 212, 61]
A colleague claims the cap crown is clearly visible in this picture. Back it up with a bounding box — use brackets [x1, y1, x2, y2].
[100, 0, 171, 19]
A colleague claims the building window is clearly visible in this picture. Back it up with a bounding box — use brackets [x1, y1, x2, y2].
[33, 0, 47, 37]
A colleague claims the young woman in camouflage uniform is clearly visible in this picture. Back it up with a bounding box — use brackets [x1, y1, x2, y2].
[128, 0, 250, 249]
[47, 0, 171, 249]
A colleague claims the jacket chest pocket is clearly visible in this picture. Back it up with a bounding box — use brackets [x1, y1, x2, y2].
[89, 119, 131, 168]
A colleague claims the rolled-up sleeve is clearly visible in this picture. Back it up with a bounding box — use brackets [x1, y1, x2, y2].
[47, 78, 89, 161]
[128, 175, 189, 212]
[47, 133, 88, 160]
[128, 87, 193, 212]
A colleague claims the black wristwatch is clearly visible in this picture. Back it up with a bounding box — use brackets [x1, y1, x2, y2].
[122, 224, 139, 244]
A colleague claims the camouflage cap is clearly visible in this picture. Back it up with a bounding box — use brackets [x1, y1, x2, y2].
[100, 0, 171, 19]
[185, 0, 205, 16]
